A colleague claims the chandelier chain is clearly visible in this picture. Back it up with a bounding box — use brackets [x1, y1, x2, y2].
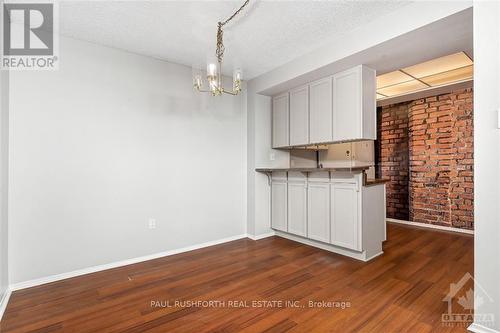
[216, 0, 250, 62]
[220, 0, 250, 27]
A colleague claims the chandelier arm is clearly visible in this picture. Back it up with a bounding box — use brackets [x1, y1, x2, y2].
[222, 89, 238, 96]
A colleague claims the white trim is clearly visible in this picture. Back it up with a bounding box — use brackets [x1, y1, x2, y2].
[10, 233, 248, 291]
[387, 218, 474, 235]
[468, 323, 500, 333]
[365, 251, 384, 261]
[0, 288, 12, 321]
[247, 231, 275, 240]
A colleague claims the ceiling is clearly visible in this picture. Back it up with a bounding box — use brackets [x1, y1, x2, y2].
[258, 6, 473, 96]
[59, 0, 412, 80]
[376, 52, 473, 100]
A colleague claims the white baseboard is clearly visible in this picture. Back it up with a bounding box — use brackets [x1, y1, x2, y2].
[10, 233, 248, 291]
[387, 218, 474, 235]
[365, 251, 384, 261]
[468, 323, 500, 333]
[0, 287, 12, 321]
[247, 231, 275, 240]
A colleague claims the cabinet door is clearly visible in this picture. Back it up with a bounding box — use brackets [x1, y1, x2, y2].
[289, 86, 309, 146]
[271, 181, 287, 232]
[272, 93, 289, 148]
[309, 77, 332, 143]
[307, 183, 330, 243]
[287, 182, 307, 237]
[331, 182, 361, 250]
[332, 67, 362, 141]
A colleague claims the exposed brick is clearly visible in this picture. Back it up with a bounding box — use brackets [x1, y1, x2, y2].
[377, 88, 474, 230]
[378, 103, 410, 220]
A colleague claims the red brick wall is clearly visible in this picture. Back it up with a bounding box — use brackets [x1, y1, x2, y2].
[377, 88, 474, 230]
[408, 89, 474, 229]
[378, 103, 410, 220]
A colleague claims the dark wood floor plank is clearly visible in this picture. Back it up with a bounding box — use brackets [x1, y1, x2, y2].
[1, 224, 473, 332]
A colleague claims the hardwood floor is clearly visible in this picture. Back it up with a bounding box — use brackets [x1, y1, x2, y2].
[1, 223, 473, 332]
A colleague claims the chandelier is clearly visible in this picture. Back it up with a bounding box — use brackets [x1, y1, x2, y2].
[192, 0, 250, 96]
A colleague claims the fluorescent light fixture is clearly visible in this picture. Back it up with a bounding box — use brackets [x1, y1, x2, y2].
[419, 65, 473, 86]
[376, 71, 413, 89]
[402, 52, 472, 79]
[377, 79, 428, 97]
[376, 52, 473, 100]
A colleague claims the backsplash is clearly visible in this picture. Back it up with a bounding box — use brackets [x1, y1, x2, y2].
[289, 141, 375, 177]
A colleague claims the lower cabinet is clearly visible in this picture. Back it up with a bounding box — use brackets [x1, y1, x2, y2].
[287, 181, 307, 237]
[271, 180, 288, 232]
[331, 182, 361, 251]
[307, 182, 330, 243]
[270, 174, 363, 250]
[266, 170, 386, 261]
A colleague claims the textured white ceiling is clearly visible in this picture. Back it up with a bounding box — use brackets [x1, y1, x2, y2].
[60, 0, 412, 79]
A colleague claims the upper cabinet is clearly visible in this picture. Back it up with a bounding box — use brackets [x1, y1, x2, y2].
[272, 93, 289, 148]
[309, 77, 333, 143]
[271, 65, 376, 148]
[332, 65, 376, 142]
[289, 85, 309, 146]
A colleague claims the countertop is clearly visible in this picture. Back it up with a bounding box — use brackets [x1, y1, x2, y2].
[363, 178, 390, 187]
[255, 167, 389, 187]
[362, 172, 389, 187]
[255, 166, 370, 173]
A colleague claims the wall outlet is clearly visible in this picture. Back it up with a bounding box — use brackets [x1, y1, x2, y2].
[270, 152, 275, 161]
[148, 218, 156, 229]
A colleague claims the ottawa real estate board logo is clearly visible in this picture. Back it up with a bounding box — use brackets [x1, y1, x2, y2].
[1, 0, 59, 70]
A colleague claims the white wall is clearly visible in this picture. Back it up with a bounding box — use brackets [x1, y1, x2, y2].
[0, 0, 10, 304]
[8, 37, 247, 284]
[0, 60, 9, 301]
[471, 1, 500, 331]
[246, 85, 289, 237]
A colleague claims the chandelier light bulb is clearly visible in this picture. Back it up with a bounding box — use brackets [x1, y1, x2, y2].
[207, 63, 217, 77]
[233, 68, 242, 92]
[192, 66, 203, 90]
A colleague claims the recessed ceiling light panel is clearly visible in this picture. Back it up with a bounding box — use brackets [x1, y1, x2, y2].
[402, 52, 472, 79]
[376, 70, 413, 89]
[377, 79, 428, 97]
[376, 51, 473, 100]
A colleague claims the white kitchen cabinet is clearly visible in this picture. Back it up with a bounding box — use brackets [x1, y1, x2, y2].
[272, 93, 289, 148]
[309, 77, 333, 143]
[307, 181, 330, 243]
[332, 65, 376, 142]
[263, 169, 386, 262]
[287, 177, 307, 237]
[331, 182, 361, 251]
[289, 85, 309, 146]
[271, 180, 288, 232]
